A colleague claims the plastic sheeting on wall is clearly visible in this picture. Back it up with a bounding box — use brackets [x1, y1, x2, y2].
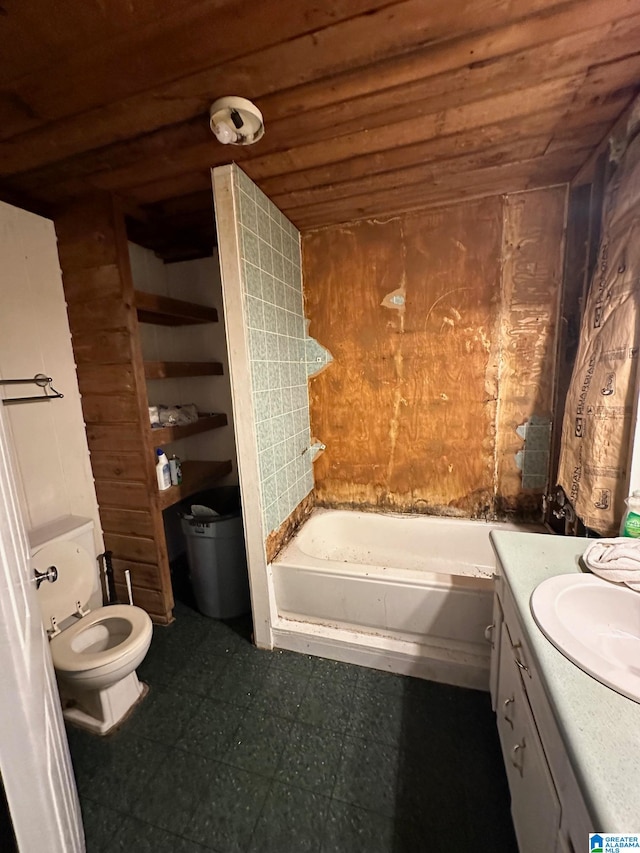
[558, 118, 640, 536]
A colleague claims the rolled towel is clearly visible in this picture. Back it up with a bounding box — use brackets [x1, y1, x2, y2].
[582, 538, 640, 591]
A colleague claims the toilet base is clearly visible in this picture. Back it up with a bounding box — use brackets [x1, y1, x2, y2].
[61, 671, 148, 736]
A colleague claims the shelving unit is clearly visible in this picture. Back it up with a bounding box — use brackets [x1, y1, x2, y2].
[137, 288, 232, 509]
[150, 413, 228, 446]
[144, 361, 223, 379]
[157, 460, 233, 510]
[134, 290, 218, 325]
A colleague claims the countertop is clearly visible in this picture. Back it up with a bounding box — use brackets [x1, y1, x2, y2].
[490, 530, 640, 832]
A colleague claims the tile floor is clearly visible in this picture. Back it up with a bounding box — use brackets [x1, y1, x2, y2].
[68, 595, 518, 853]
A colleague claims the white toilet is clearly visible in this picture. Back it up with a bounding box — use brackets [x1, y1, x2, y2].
[31, 517, 153, 735]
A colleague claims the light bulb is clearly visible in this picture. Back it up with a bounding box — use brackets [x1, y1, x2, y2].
[213, 119, 236, 144]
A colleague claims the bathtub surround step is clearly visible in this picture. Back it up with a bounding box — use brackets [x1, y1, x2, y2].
[271, 616, 491, 692]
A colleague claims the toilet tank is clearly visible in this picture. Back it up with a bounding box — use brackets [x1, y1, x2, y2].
[29, 515, 95, 556]
[28, 516, 102, 610]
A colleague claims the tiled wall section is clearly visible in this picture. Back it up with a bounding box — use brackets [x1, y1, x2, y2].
[232, 166, 314, 534]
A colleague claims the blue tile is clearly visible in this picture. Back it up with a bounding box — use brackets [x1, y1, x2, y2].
[249, 328, 267, 362]
[256, 205, 270, 242]
[261, 271, 276, 305]
[259, 447, 276, 481]
[264, 331, 279, 362]
[239, 191, 258, 235]
[272, 248, 284, 282]
[259, 239, 274, 276]
[261, 300, 275, 334]
[255, 187, 271, 213]
[242, 229, 260, 266]
[271, 223, 283, 257]
[234, 166, 255, 199]
[243, 261, 262, 297]
[247, 295, 265, 331]
[253, 390, 271, 423]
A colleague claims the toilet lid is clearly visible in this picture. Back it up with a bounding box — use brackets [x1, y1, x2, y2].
[33, 541, 95, 626]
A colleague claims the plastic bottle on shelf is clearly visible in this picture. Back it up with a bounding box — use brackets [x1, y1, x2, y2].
[169, 454, 182, 486]
[619, 490, 640, 537]
[156, 449, 171, 490]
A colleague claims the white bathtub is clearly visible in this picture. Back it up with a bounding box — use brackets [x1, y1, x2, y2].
[271, 508, 544, 689]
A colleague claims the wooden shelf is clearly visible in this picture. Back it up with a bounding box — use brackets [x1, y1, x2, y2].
[144, 360, 224, 379]
[157, 459, 232, 510]
[134, 290, 218, 326]
[150, 413, 227, 446]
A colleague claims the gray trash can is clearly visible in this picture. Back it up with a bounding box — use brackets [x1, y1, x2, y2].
[180, 508, 250, 618]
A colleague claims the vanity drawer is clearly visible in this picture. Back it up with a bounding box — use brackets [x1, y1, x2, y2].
[496, 625, 561, 853]
[496, 573, 594, 844]
[488, 593, 503, 711]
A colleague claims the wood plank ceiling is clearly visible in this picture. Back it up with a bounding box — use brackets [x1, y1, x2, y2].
[1, 0, 639, 258]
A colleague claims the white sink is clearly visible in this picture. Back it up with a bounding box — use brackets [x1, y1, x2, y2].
[531, 573, 640, 704]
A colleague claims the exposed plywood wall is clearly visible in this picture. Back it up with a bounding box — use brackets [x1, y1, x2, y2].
[303, 186, 566, 519]
[495, 186, 567, 514]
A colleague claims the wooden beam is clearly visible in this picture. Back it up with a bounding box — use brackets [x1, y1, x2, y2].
[258, 109, 621, 200]
[271, 137, 551, 210]
[1, 0, 633, 178]
[46, 74, 587, 196]
[294, 155, 580, 229]
[0, 0, 202, 85]
[0, 0, 400, 139]
[53, 51, 636, 206]
[11, 10, 640, 202]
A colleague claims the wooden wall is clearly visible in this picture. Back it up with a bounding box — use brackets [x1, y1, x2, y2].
[56, 194, 174, 622]
[303, 186, 567, 519]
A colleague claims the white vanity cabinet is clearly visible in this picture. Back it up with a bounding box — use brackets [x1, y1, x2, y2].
[490, 571, 593, 853]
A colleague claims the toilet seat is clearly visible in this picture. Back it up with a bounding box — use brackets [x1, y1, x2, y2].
[50, 604, 152, 675]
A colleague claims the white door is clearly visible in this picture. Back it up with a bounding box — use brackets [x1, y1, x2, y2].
[0, 400, 84, 851]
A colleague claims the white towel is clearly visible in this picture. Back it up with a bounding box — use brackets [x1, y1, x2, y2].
[582, 538, 640, 591]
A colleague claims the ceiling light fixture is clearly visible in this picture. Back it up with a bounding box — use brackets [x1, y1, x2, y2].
[209, 96, 264, 146]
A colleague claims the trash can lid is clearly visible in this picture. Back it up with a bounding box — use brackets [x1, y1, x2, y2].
[180, 504, 239, 524]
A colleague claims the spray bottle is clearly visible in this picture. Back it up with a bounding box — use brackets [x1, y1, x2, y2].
[620, 490, 640, 537]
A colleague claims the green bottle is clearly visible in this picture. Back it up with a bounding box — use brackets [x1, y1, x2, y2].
[620, 490, 640, 537]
